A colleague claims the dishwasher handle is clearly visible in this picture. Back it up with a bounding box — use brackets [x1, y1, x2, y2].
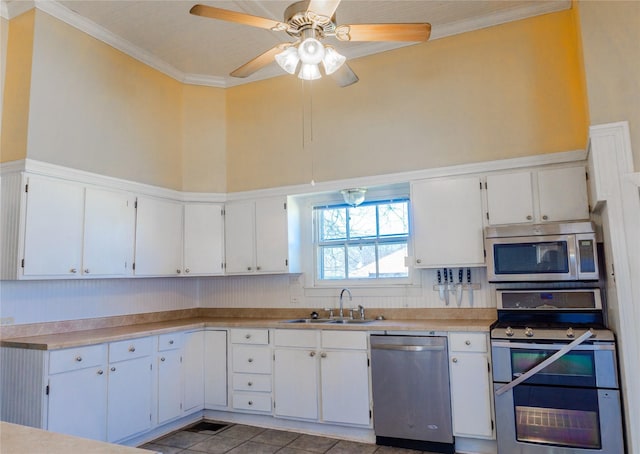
[371, 343, 445, 352]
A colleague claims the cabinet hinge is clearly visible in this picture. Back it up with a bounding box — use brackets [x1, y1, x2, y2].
[284, 202, 287, 210]
[25, 184, 28, 193]
[586, 170, 589, 180]
[484, 181, 488, 190]
[367, 358, 370, 367]
[274, 401, 276, 409]
[479, 181, 482, 190]
[134, 200, 138, 209]
[486, 212, 490, 220]
[285, 259, 288, 267]
[487, 361, 491, 373]
[221, 208, 225, 216]
[369, 410, 372, 419]
[45, 385, 50, 395]
[150, 363, 153, 370]
[21, 259, 25, 268]
[180, 356, 183, 363]
[132, 262, 136, 271]
[483, 249, 486, 258]
[150, 413, 152, 421]
[491, 420, 495, 431]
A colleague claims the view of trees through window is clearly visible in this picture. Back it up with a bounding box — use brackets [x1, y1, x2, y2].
[315, 200, 409, 280]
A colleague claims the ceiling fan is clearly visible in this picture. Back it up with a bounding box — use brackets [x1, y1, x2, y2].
[189, 1, 431, 87]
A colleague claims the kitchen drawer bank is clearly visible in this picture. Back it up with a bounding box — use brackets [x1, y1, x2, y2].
[1, 316, 496, 450]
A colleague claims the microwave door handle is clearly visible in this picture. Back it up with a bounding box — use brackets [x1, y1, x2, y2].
[495, 329, 594, 397]
[568, 237, 578, 278]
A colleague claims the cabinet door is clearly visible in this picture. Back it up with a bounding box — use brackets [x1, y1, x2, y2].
[184, 203, 224, 276]
[204, 330, 228, 408]
[485, 171, 535, 225]
[224, 201, 255, 274]
[158, 349, 183, 423]
[449, 352, 493, 439]
[320, 350, 370, 426]
[537, 166, 589, 222]
[411, 176, 485, 267]
[47, 367, 107, 441]
[22, 176, 84, 277]
[107, 357, 153, 442]
[183, 331, 204, 413]
[255, 197, 289, 273]
[83, 187, 135, 277]
[273, 348, 318, 420]
[134, 196, 183, 276]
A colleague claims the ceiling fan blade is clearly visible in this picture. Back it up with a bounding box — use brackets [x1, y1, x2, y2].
[190, 4, 287, 32]
[306, 0, 342, 20]
[331, 63, 359, 87]
[335, 23, 431, 42]
[230, 44, 290, 78]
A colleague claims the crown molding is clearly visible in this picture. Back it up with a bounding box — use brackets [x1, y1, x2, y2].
[20, 0, 570, 89]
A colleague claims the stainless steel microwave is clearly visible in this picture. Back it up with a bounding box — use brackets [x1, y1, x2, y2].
[485, 222, 599, 282]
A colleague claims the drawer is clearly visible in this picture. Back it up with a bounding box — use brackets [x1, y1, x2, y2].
[232, 393, 272, 412]
[49, 344, 107, 374]
[321, 331, 368, 350]
[109, 336, 153, 363]
[274, 329, 317, 348]
[230, 329, 269, 345]
[232, 346, 271, 374]
[233, 373, 272, 392]
[449, 332, 487, 353]
[158, 332, 183, 351]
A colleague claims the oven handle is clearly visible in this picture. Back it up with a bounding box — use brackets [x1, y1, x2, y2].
[491, 341, 615, 351]
[494, 329, 594, 397]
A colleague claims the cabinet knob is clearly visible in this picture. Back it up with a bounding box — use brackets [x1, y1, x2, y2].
[416, 259, 422, 264]
[247, 267, 252, 271]
[176, 269, 181, 274]
[256, 266, 261, 271]
[75, 356, 82, 362]
[465, 340, 471, 346]
[245, 334, 251, 339]
[542, 215, 549, 220]
[309, 351, 316, 357]
[452, 357, 458, 363]
[169, 340, 174, 345]
[111, 367, 116, 372]
[97, 370, 104, 375]
[128, 346, 136, 352]
[84, 269, 90, 274]
[161, 357, 165, 362]
[247, 381, 253, 387]
[70, 268, 77, 274]
[248, 358, 253, 363]
[185, 268, 190, 274]
[320, 352, 327, 358]
[526, 215, 533, 221]
[248, 401, 253, 406]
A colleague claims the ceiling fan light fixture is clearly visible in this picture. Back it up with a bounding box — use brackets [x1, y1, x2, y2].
[341, 188, 367, 207]
[275, 46, 300, 74]
[322, 45, 346, 75]
[298, 37, 325, 65]
[298, 62, 322, 80]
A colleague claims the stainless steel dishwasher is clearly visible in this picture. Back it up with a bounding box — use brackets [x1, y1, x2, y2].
[370, 335, 454, 454]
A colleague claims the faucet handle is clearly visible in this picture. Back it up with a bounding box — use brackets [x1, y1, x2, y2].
[324, 307, 335, 319]
[358, 304, 365, 320]
[349, 308, 355, 320]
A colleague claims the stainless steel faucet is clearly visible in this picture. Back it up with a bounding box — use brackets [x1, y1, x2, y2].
[339, 288, 352, 319]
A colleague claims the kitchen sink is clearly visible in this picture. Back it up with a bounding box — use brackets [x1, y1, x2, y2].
[280, 318, 374, 324]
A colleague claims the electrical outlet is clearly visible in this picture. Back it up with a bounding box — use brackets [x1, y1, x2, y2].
[0, 317, 15, 325]
[290, 297, 300, 304]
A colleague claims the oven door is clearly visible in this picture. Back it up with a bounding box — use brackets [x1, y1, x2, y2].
[494, 384, 624, 453]
[486, 234, 577, 282]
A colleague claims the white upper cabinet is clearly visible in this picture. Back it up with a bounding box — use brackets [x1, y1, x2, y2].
[22, 175, 85, 277]
[486, 166, 589, 225]
[83, 187, 135, 277]
[21, 176, 135, 279]
[134, 196, 183, 276]
[183, 203, 224, 276]
[411, 176, 485, 268]
[224, 197, 289, 274]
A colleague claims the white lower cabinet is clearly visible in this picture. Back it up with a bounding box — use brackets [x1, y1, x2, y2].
[448, 332, 494, 439]
[106, 337, 153, 442]
[204, 330, 228, 408]
[230, 329, 272, 413]
[47, 344, 108, 441]
[273, 329, 371, 427]
[183, 330, 205, 413]
[157, 333, 184, 424]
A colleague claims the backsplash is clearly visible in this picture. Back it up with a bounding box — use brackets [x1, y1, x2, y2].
[0, 268, 493, 326]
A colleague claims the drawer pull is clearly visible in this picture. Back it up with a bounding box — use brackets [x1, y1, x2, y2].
[248, 401, 253, 406]
[309, 351, 316, 357]
[465, 340, 471, 346]
[245, 334, 252, 339]
[169, 340, 174, 345]
[161, 357, 166, 362]
[129, 346, 136, 352]
[320, 352, 327, 358]
[111, 367, 116, 372]
[452, 357, 458, 363]
[248, 358, 253, 363]
[97, 370, 104, 375]
[75, 356, 82, 362]
[70, 268, 77, 274]
[247, 381, 253, 387]
[84, 269, 90, 274]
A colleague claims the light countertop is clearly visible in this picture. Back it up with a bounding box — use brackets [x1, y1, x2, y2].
[0, 316, 496, 350]
[0, 422, 153, 454]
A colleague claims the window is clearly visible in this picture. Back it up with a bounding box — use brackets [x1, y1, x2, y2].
[314, 199, 409, 281]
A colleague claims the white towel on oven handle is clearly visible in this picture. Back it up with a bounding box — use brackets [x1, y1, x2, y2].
[495, 329, 594, 396]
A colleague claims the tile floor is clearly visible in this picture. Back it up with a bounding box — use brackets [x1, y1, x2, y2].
[139, 421, 445, 454]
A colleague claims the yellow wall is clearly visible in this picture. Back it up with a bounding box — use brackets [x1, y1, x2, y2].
[181, 84, 227, 192]
[1, 16, 9, 133]
[226, 9, 588, 191]
[578, 0, 640, 171]
[1, 10, 34, 162]
[25, 10, 184, 189]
